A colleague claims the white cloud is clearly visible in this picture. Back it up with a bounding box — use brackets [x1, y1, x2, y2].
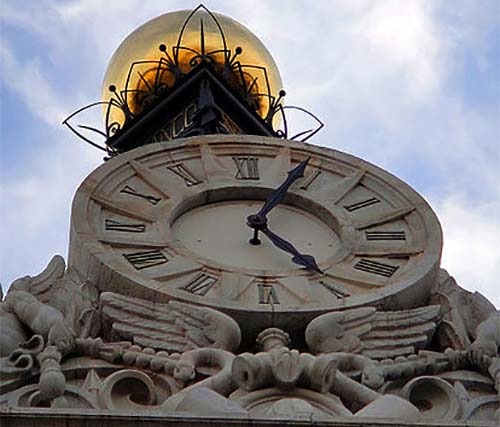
[0, 39, 70, 126]
[0, 0, 498, 312]
[434, 194, 500, 306]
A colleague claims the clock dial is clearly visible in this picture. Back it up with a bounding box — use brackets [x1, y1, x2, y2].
[171, 201, 340, 272]
[70, 135, 442, 328]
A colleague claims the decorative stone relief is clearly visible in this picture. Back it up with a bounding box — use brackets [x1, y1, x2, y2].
[0, 256, 499, 423]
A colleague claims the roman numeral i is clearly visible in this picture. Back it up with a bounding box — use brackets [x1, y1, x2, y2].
[344, 197, 380, 212]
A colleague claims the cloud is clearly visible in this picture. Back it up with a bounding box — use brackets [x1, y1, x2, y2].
[0, 39, 71, 126]
[0, 0, 498, 311]
[434, 194, 500, 306]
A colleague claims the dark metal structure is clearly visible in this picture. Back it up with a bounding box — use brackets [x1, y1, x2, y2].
[63, 5, 323, 157]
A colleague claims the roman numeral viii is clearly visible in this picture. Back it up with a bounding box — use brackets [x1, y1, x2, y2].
[258, 284, 279, 304]
[344, 197, 380, 212]
[120, 185, 161, 205]
[354, 259, 399, 277]
[365, 230, 406, 241]
[233, 157, 260, 180]
[105, 219, 145, 233]
[167, 163, 202, 187]
[182, 273, 217, 296]
[123, 250, 168, 270]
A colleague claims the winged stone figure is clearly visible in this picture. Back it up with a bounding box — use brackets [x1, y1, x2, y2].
[305, 305, 441, 359]
[1, 255, 99, 358]
[100, 292, 242, 353]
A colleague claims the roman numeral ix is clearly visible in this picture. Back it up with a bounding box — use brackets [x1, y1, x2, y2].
[120, 185, 161, 205]
[167, 163, 202, 187]
[182, 273, 217, 296]
[123, 250, 168, 270]
[300, 170, 321, 190]
[233, 157, 260, 180]
[105, 219, 146, 233]
[354, 259, 399, 277]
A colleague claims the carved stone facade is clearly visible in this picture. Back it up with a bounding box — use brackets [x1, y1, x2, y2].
[1, 136, 498, 426]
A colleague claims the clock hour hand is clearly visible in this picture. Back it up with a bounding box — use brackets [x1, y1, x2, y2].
[256, 156, 310, 219]
[260, 226, 323, 274]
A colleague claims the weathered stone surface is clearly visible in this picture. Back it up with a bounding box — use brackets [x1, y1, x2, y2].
[1, 136, 498, 425]
[175, 387, 247, 416]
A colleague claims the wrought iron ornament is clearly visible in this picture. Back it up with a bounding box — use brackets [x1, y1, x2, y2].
[63, 5, 323, 156]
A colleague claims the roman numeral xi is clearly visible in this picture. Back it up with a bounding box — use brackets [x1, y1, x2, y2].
[167, 163, 202, 187]
[120, 185, 161, 205]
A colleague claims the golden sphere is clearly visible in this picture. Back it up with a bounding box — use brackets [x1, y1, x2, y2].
[102, 8, 283, 126]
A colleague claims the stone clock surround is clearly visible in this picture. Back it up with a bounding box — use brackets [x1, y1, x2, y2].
[69, 135, 442, 334]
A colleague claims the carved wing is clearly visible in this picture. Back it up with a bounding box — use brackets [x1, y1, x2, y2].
[306, 305, 441, 359]
[9, 255, 66, 303]
[100, 292, 241, 353]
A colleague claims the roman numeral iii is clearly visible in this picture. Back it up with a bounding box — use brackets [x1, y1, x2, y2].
[233, 157, 260, 180]
[123, 250, 168, 270]
[365, 230, 406, 241]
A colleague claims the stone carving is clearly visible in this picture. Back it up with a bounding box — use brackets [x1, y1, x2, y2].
[1, 258, 499, 424]
[431, 269, 497, 350]
[100, 291, 241, 352]
[305, 305, 441, 359]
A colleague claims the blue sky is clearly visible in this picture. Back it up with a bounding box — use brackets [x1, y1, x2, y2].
[1, 0, 499, 307]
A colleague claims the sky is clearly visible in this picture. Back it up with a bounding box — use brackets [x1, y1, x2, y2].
[0, 0, 499, 307]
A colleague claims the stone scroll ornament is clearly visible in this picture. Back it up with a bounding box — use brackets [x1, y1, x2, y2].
[1, 259, 499, 421]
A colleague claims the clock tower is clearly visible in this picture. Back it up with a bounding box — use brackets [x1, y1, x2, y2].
[1, 5, 498, 426]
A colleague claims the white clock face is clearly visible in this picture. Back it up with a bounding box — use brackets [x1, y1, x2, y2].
[172, 201, 340, 272]
[69, 135, 442, 326]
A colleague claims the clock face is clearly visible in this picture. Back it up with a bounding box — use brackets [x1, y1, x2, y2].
[69, 135, 442, 329]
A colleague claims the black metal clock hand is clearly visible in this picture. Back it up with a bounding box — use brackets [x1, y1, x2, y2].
[247, 157, 310, 245]
[260, 226, 323, 274]
[257, 157, 310, 219]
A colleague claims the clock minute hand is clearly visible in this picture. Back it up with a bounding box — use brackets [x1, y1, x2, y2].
[256, 157, 310, 219]
[261, 226, 323, 274]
